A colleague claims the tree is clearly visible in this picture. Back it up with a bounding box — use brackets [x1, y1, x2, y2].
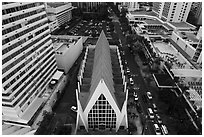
[131, 40, 143, 53]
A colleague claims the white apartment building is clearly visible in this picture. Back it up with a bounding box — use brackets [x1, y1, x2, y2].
[153, 2, 192, 22]
[2, 2, 57, 126]
[45, 2, 74, 28]
[122, 2, 140, 11]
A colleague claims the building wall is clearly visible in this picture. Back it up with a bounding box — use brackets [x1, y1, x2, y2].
[46, 3, 73, 27]
[122, 2, 139, 11]
[49, 20, 59, 32]
[152, 2, 162, 15]
[171, 31, 196, 58]
[197, 51, 202, 64]
[2, 2, 57, 125]
[55, 37, 83, 74]
[153, 2, 192, 22]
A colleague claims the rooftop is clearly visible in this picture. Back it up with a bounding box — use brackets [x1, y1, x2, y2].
[47, 2, 69, 8]
[52, 36, 81, 51]
[169, 22, 196, 29]
[144, 19, 162, 25]
[153, 74, 176, 88]
[171, 69, 202, 78]
[129, 11, 158, 17]
[79, 31, 125, 111]
[177, 31, 200, 43]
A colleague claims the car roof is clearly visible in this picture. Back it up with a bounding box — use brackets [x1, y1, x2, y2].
[154, 124, 159, 128]
[148, 108, 153, 113]
[161, 125, 168, 134]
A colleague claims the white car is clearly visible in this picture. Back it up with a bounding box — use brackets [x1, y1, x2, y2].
[147, 108, 154, 119]
[152, 103, 158, 113]
[153, 124, 161, 135]
[133, 92, 138, 101]
[71, 106, 77, 112]
[129, 77, 134, 85]
[161, 124, 168, 135]
[146, 91, 153, 100]
[156, 114, 162, 124]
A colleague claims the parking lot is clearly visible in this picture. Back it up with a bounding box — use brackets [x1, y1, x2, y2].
[66, 19, 115, 39]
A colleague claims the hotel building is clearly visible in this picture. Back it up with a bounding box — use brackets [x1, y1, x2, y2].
[187, 2, 202, 26]
[2, 2, 57, 126]
[76, 31, 128, 132]
[121, 2, 140, 11]
[72, 2, 106, 13]
[153, 2, 192, 22]
[45, 2, 74, 29]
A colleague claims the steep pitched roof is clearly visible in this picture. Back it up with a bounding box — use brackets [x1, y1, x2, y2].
[78, 31, 126, 111]
[87, 31, 118, 105]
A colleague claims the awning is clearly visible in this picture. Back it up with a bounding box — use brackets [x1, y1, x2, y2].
[171, 69, 202, 78]
[153, 74, 176, 88]
[52, 70, 64, 80]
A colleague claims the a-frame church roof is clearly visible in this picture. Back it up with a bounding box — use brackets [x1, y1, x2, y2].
[79, 31, 126, 111]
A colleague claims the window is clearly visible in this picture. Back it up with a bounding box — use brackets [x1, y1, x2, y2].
[88, 94, 116, 129]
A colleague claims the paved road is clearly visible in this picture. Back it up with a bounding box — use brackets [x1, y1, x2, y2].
[111, 12, 155, 135]
[49, 49, 86, 134]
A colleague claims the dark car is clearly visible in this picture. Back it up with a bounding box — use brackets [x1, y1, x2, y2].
[136, 103, 142, 113]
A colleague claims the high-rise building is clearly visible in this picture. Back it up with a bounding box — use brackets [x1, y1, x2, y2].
[153, 2, 192, 22]
[187, 2, 202, 26]
[72, 2, 106, 13]
[122, 2, 140, 11]
[2, 2, 57, 126]
[76, 31, 128, 132]
[45, 2, 74, 29]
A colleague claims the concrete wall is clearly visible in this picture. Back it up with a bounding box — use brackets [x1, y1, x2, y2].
[197, 51, 202, 64]
[171, 31, 196, 58]
[55, 37, 83, 74]
[49, 20, 59, 32]
[46, 3, 72, 14]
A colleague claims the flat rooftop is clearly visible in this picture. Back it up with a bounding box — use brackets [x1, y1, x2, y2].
[163, 23, 174, 31]
[52, 36, 80, 51]
[178, 31, 199, 43]
[47, 2, 68, 8]
[129, 11, 158, 16]
[169, 22, 196, 29]
[153, 74, 176, 88]
[144, 19, 162, 25]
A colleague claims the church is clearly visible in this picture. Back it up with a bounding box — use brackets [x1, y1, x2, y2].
[75, 31, 128, 132]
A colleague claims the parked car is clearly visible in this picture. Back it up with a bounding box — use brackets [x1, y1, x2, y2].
[155, 114, 162, 124]
[152, 103, 158, 113]
[146, 91, 153, 100]
[147, 108, 154, 119]
[129, 77, 134, 85]
[153, 124, 162, 135]
[126, 67, 130, 74]
[133, 92, 138, 101]
[135, 103, 142, 113]
[71, 106, 77, 112]
[161, 124, 168, 135]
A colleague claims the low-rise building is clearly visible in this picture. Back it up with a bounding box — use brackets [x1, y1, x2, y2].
[121, 2, 140, 11]
[170, 23, 202, 65]
[52, 35, 83, 74]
